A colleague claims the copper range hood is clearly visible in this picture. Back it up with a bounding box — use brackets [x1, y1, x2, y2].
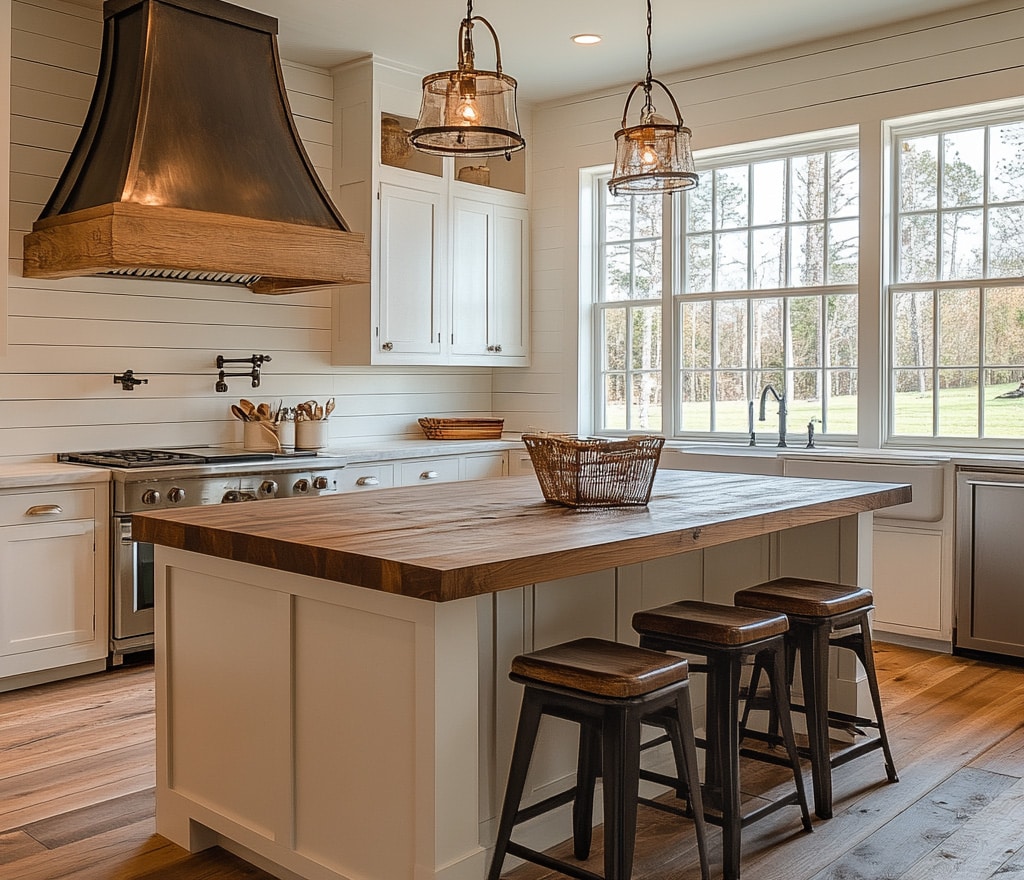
[23, 0, 369, 295]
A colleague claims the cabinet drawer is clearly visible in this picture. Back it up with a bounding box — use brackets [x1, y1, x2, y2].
[0, 488, 95, 527]
[339, 465, 395, 492]
[400, 457, 461, 486]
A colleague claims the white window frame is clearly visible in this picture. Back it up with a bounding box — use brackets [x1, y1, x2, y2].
[884, 102, 1024, 448]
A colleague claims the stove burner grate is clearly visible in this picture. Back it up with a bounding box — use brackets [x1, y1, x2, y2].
[58, 449, 209, 468]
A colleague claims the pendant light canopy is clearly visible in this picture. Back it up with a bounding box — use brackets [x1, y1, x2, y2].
[608, 0, 697, 196]
[410, 1, 525, 158]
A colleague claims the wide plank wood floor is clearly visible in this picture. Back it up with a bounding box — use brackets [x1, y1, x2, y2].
[1, 643, 1022, 879]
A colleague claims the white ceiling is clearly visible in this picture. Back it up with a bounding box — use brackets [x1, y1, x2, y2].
[237, 0, 995, 103]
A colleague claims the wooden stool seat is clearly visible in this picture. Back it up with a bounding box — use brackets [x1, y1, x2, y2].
[735, 578, 873, 618]
[633, 600, 789, 646]
[489, 637, 710, 880]
[734, 578, 899, 821]
[632, 601, 811, 880]
[511, 637, 691, 697]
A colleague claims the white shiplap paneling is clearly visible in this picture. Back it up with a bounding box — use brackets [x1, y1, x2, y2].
[1, 0, 494, 463]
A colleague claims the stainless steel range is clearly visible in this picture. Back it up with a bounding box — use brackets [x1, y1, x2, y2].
[57, 448, 347, 662]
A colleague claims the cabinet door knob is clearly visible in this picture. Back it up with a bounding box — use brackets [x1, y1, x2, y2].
[26, 504, 63, 516]
[355, 476, 380, 487]
[420, 471, 440, 480]
[495, 344, 503, 353]
[382, 341, 394, 352]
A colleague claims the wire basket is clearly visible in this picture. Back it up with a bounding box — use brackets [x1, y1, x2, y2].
[522, 433, 665, 508]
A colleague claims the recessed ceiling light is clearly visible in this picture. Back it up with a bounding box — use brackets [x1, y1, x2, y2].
[571, 34, 602, 45]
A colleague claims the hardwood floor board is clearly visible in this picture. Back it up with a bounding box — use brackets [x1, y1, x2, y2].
[20, 788, 155, 849]
[0, 711, 155, 780]
[899, 777, 1024, 879]
[0, 818, 167, 880]
[0, 770, 154, 834]
[0, 667, 153, 726]
[734, 675, 1024, 879]
[0, 829, 47, 863]
[0, 745, 154, 832]
[800, 767, 1017, 880]
[968, 720, 1024, 777]
[989, 842, 1024, 880]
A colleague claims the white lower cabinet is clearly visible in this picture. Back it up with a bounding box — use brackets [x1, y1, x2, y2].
[338, 451, 508, 495]
[0, 486, 109, 687]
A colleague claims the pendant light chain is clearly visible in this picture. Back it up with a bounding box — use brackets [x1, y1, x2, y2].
[607, 0, 698, 195]
[642, 0, 654, 119]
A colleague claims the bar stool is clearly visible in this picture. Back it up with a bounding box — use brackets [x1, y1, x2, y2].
[488, 637, 710, 880]
[734, 578, 899, 820]
[632, 601, 812, 880]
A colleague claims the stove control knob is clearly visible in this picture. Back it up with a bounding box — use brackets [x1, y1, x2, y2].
[167, 487, 186, 504]
[312, 475, 330, 491]
[141, 489, 161, 505]
[293, 478, 310, 494]
[259, 480, 278, 498]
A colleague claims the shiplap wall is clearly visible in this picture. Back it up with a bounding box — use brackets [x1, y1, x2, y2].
[0, 0, 494, 463]
[493, 0, 1024, 437]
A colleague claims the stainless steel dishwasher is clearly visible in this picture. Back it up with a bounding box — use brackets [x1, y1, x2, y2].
[956, 468, 1024, 659]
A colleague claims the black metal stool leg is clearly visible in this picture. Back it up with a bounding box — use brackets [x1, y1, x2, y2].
[573, 719, 602, 859]
[488, 691, 544, 880]
[796, 622, 834, 820]
[708, 652, 743, 880]
[674, 690, 711, 880]
[601, 705, 642, 880]
[853, 615, 899, 784]
[762, 647, 813, 832]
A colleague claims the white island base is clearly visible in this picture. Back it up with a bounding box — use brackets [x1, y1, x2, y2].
[154, 512, 877, 880]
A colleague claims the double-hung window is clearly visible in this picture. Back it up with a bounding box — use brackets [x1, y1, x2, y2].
[594, 132, 861, 441]
[888, 110, 1024, 442]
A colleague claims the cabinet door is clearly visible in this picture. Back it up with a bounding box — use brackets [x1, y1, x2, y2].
[378, 182, 444, 358]
[491, 204, 529, 359]
[450, 197, 491, 357]
[0, 519, 96, 658]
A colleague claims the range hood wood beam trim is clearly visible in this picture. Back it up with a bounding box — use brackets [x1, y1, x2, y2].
[23, 203, 369, 295]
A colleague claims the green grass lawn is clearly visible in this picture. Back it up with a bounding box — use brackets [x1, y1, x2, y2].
[606, 382, 1024, 440]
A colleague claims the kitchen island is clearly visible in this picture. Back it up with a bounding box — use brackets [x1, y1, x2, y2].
[133, 470, 910, 880]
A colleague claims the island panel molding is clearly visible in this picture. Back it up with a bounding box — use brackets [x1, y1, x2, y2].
[133, 471, 912, 602]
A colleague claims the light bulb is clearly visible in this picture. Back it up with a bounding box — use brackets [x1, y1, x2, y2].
[640, 145, 659, 167]
[456, 96, 479, 122]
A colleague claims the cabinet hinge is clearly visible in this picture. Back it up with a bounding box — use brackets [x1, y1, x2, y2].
[375, 326, 379, 337]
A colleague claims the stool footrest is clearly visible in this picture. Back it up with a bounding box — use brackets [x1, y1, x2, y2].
[514, 787, 578, 825]
[506, 841, 605, 880]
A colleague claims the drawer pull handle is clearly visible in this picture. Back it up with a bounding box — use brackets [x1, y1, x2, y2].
[420, 471, 440, 481]
[356, 476, 380, 487]
[26, 504, 63, 516]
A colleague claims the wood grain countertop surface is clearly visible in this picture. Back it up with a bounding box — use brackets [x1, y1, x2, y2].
[131, 471, 911, 602]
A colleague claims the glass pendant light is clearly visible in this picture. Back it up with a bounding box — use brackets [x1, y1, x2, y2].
[608, 0, 697, 196]
[410, 0, 525, 158]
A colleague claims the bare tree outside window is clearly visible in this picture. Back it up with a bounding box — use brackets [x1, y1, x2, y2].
[891, 114, 1024, 441]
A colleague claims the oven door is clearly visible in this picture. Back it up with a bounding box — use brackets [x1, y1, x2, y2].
[112, 515, 155, 651]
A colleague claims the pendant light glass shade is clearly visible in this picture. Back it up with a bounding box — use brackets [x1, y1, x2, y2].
[410, 7, 525, 158]
[608, 1, 697, 196]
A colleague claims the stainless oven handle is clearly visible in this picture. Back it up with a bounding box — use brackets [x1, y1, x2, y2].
[119, 517, 134, 544]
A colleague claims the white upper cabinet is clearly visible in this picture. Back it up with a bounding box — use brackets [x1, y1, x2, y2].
[450, 193, 529, 362]
[331, 58, 529, 367]
[378, 180, 445, 358]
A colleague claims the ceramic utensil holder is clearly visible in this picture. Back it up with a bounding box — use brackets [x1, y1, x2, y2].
[296, 419, 329, 450]
[243, 420, 281, 452]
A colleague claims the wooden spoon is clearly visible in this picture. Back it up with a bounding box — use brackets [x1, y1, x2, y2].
[238, 399, 256, 418]
[256, 402, 272, 420]
[324, 397, 335, 418]
[230, 404, 249, 422]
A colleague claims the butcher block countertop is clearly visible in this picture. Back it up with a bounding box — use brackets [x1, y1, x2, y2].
[132, 471, 911, 602]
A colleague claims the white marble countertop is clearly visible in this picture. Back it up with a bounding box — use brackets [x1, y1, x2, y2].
[320, 436, 523, 463]
[0, 462, 112, 491]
